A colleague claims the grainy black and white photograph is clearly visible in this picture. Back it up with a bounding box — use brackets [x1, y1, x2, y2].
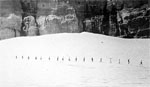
[0, 0, 150, 87]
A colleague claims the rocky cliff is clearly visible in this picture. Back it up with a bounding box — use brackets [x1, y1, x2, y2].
[0, 0, 149, 40]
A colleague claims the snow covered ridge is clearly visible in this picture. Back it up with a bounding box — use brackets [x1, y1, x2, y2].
[0, 32, 150, 87]
[0, 32, 150, 67]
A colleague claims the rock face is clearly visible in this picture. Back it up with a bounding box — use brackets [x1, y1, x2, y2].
[0, 28, 20, 40]
[0, 14, 22, 31]
[0, 14, 21, 40]
[0, 1, 80, 40]
[23, 16, 39, 36]
[0, 0, 149, 40]
[37, 2, 80, 35]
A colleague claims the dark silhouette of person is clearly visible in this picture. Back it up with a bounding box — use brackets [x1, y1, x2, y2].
[83, 57, 85, 62]
[91, 57, 94, 62]
[75, 57, 77, 61]
[140, 60, 143, 65]
[57, 57, 59, 61]
[110, 58, 112, 63]
[100, 58, 102, 62]
[128, 59, 130, 64]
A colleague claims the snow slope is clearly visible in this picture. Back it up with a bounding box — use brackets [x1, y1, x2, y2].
[0, 32, 150, 87]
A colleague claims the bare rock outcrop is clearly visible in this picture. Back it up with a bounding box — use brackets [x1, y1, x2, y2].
[37, 2, 80, 35]
[0, 14, 21, 40]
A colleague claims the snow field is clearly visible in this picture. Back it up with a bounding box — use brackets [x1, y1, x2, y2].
[0, 32, 150, 87]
